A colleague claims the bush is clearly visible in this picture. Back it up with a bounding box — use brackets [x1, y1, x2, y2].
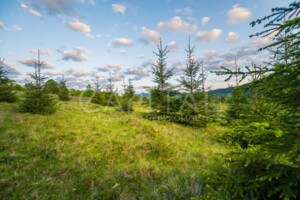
[44, 79, 59, 94]
[118, 80, 135, 112]
[91, 91, 102, 104]
[150, 89, 180, 114]
[83, 84, 94, 97]
[102, 91, 118, 107]
[20, 84, 56, 114]
[69, 89, 81, 97]
[0, 82, 17, 103]
[58, 81, 70, 101]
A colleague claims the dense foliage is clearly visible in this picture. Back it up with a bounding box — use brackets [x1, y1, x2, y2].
[210, 2, 300, 199]
[44, 79, 59, 94]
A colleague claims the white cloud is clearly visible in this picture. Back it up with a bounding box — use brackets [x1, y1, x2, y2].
[201, 16, 210, 26]
[97, 64, 123, 72]
[110, 75, 124, 82]
[158, 16, 197, 33]
[58, 47, 88, 62]
[140, 27, 160, 45]
[67, 19, 91, 33]
[18, 58, 54, 68]
[11, 25, 22, 31]
[46, 71, 62, 76]
[175, 7, 193, 16]
[226, 32, 239, 43]
[196, 29, 222, 42]
[227, 4, 252, 24]
[26, 0, 75, 16]
[74, 47, 88, 53]
[0, 61, 20, 76]
[72, 70, 92, 77]
[0, 21, 4, 29]
[0, 60, 15, 67]
[66, 69, 91, 77]
[171, 60, 185, 75]
[167, 41, 177, 51]
[141, 60, 157, 68]
[5, 51, 15, 56]
[29, 48, 52, 55]
[203, 50, 222, 59]
[218, 60, 236, 69]
[120, 50, 126, 55]
[124, 67, 148, 80]
[112, 3, 126, 14]
[113, 38, 134, 47]
[253, 37, 272, 47]
[20, 3, 42, 18]
[0, 21, 21, 31]
[79, 0, 96, 5]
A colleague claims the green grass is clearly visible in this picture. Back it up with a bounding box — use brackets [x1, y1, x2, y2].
[0, 100, 229, 199]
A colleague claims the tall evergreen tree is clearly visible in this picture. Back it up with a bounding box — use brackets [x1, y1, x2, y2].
[20, 50, 55, 114]
[179, 37, 202, 95]
[210, 3, 300, 199]
[0, 58, 17, 102]
[151, 38, 174, 90]
[179, 37, 206, 115]
[150, 38, 175, 113]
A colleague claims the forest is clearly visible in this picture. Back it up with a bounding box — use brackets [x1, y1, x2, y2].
[0, 2, 299, 199]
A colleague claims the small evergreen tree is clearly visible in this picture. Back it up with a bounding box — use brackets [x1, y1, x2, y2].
[150, 38, 175, 114]
[0, 58, 17, 102]
[44, 79, 59, 94]
[119, 79, 135, 112]
[69, 89, 81, 97]
[179, 37, 202, 95]
[83, 84, 94, 97]
[91, 76, 102, 104]
[20, 50, 55, 114]
[179, 37, 206, 115]
[214, 60, 249, 119]
[14, 84, 23, 91]
[58, 75, 70, 101]
[103, 73, 118, 106]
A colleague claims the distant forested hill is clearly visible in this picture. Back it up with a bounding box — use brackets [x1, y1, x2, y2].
[209, 87, 232, 96]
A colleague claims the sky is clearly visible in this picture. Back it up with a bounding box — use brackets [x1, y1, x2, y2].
[0, 0, 295, 93]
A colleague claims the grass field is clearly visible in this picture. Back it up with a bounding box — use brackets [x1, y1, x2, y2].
[0, 100, 229, 199]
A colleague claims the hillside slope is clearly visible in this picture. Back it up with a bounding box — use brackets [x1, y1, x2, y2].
[0, 101, 228, 199]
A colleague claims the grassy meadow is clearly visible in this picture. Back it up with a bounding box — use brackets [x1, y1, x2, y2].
[0, 99, 230, 199]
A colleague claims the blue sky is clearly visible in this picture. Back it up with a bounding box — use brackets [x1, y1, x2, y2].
[0, 0, 294, 92]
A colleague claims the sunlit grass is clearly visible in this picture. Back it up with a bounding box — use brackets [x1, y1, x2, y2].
[0, 100, 229, 199]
